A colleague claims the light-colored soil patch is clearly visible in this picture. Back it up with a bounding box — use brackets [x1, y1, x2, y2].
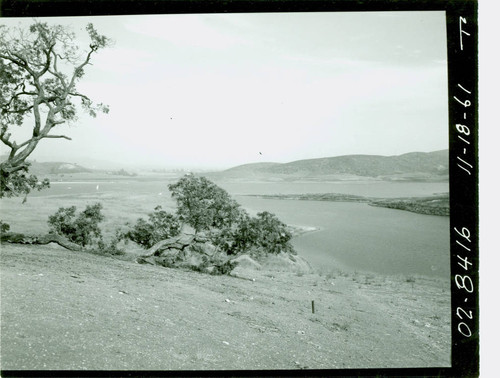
[1, 243, 451, 370]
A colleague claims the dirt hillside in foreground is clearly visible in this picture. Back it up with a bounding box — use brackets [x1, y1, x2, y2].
[1, 243, 451, 371]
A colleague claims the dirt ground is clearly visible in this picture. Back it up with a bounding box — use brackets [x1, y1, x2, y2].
[0, 242, 451, 371]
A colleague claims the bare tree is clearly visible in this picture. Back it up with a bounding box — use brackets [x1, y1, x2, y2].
[0, 21, 111, 199]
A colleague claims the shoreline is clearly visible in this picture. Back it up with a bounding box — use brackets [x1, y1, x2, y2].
[246, 192, 450, 217]
[288, 224, 321, 237]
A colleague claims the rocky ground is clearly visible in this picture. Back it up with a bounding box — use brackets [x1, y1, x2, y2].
[0, 242, 451, 371]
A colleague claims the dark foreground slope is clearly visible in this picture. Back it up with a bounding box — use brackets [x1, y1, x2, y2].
[1, 243, 451, 370]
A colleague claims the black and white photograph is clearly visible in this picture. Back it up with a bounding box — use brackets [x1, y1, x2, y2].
[0, 1, 479, 375]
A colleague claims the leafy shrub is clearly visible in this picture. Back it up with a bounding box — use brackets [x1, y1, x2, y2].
[47, 203, 104, 247]
[0, 168, 50, 200]
[95, 231, 125, 256]
[212, 211, 295, 255]
[251, 211, 295, 254]
[124, 205, 181, 249]
[211, 260, 238, 275]
[0, 220, 10, 234]
[168, 175, 243, 233]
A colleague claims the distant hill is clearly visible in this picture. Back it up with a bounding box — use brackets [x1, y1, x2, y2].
[30, 161, 93, 175]
[210, 150, 448, 182]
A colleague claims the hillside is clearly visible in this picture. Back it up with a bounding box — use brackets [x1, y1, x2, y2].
[0, 156, 93, 175]
[29, 161, 93, 175]
[211, 150, 448, 182]
[1, 243, 450, 370]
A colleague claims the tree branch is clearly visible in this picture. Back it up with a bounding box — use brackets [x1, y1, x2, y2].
[68, 92, 91, 101]
[42, 134, 72, 140]
[36, 42, 56, 77]
[49, 50, 68, 90]
[1, 232, 82, 251]
[0, 131, 15, 149]
[68, 47, 96, 90]
[15, 133, 71, 151]
[5, 52, 36, 77]
[2, 104, 34, 114]
[0, 161, 29, 174]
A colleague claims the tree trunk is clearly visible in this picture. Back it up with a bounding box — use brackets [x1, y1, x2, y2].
[1, 232, 82, 251]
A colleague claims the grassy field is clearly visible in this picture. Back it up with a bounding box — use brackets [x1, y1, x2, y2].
[1, 243, 451, 370]
[0, 188, 177, 239]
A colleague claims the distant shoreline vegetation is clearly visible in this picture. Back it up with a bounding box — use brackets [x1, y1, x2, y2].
[245, 193, 450, 217]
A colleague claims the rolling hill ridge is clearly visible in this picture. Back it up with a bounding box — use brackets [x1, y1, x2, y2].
[212, 150, 448, 182]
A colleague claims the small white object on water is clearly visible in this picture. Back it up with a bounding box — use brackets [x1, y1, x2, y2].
[225, 299, 231, 303]
[222, 341, 229, 345]
[96, 185, 99, 190]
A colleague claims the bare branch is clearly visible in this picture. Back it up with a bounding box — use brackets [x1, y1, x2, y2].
[49, 50, 68, 89]
[68, 92, 91, 101]
[37, 42, 56, 78]
[0, 131, 15, 149]
[68, 47, 96, 90]
[42, 134, 72, 141]
[12, 137, 40, 152]
[32, 98, 42, 135]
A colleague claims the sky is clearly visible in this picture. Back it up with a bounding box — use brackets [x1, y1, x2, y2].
[1, 11, 449, 170]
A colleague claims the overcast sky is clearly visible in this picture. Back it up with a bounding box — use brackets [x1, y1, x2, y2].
[1, 11, 448, 169]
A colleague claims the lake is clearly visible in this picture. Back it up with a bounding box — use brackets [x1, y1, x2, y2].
[235, 196, 449, 278]
[26, 178, 450, 278]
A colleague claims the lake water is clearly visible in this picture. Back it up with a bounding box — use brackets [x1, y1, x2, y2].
[235, 196, 449, 278]
[30, 178, 450, 278]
